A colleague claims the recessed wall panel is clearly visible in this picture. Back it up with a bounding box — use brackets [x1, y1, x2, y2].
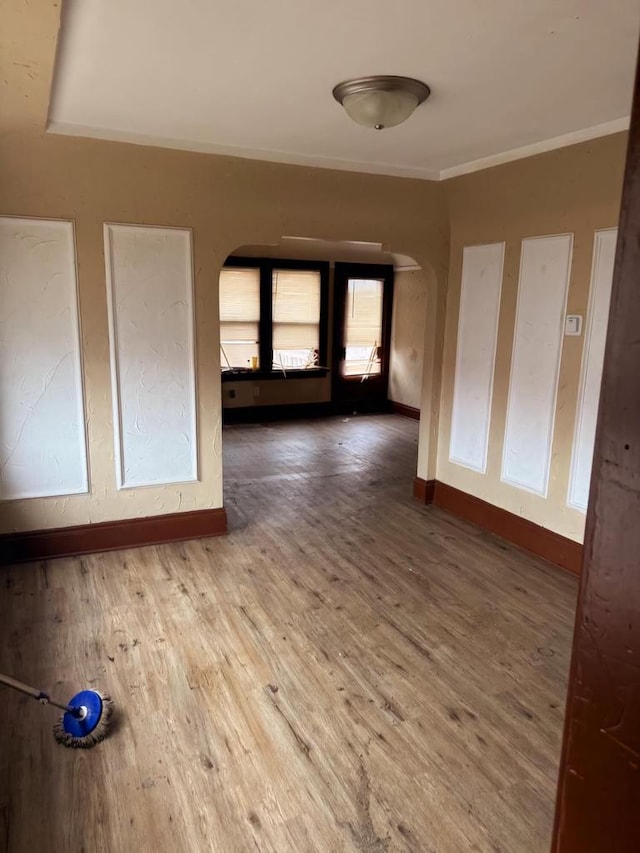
[568, 228, 617, 511]
[501, 234, 573, 496]
[104, 224, 197, 488]
[0, 217, 88, 499]
[449, 242, 504, 473]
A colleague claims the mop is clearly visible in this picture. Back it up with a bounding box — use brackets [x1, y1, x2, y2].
[0, 671, 114, 748]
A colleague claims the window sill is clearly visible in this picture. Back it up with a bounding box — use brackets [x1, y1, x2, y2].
[221, 368, 329, 382]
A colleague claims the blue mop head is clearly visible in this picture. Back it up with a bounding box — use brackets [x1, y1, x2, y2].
[53, 689, 114, 749]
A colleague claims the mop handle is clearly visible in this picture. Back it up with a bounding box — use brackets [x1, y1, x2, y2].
[0, 672, 75, 714]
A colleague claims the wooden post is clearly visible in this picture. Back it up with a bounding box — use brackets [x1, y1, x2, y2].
[552, 43, 640, 853]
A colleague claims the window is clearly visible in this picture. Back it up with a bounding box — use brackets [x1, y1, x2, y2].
[331, 262, 394, 410]
[219, 267, 260, 370]
[219, 257, 328, 377]
[343, 278, 384, 376]
[272, 268, 321, 370]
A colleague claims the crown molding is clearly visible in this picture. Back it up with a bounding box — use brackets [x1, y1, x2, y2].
[47, 116, 630, 183]
[46, 121, 442, 181]
[439, 117, 630, 180]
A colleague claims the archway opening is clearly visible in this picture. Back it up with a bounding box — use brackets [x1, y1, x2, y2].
[217, 235, 434, 529]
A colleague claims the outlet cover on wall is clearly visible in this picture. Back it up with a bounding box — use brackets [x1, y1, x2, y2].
[565, 315, 583, 336]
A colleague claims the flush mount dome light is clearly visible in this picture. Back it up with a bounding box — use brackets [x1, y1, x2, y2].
[332, 75, 431, 130]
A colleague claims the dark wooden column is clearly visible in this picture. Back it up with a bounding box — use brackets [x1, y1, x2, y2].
[552, 45, 640, 853]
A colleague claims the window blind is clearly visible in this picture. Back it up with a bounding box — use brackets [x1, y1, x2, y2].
[272, 269, 321, 369]
[344, 278, 383, 376]
[219, 267, 260, 369]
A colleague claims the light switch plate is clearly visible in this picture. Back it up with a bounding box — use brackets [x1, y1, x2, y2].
[565, 314, 583, 336]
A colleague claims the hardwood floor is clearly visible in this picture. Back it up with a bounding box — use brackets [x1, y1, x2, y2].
[0, 414, 577, 852]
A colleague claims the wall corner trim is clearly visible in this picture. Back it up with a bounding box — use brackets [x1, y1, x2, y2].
[412, 478, 582, 575]
[0, 508, 228, 564]
[413, 477, 436, 503]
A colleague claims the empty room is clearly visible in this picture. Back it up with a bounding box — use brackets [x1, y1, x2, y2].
[1, 1, 639, 851]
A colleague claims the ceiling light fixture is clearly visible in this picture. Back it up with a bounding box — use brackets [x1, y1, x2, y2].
[332, 75, 431, 130]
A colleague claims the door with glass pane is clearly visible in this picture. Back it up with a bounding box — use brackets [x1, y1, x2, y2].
[332, 263, 394, 411]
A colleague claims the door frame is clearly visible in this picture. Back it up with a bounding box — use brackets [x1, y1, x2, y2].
[331, 262, 394, 412]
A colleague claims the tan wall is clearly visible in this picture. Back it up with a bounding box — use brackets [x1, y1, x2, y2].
[1, 0, 627, 541]
[0, 139, 448, 535]
[222, 377, 330, 408]
[0, 0, 449, 533]
[389, 270, 428, 410]
[439, 133, 627, 542]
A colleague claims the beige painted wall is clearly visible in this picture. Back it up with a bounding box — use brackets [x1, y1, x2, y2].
[222, 377, 330, 408]
[0, 0, 448, 533]
[1, 0, 628, 542]
[389, 269, 428, 410]
[439, 133, 627, 542]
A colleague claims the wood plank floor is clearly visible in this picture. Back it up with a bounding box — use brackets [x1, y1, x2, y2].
[0, 414, 578, 852]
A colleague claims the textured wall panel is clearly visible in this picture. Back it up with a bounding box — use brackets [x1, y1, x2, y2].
[568, 228, 618, 510]
[104, 224, 197, 488]
[502, 234, 572, 495]
[0, 217, 88, 499]
[449, 242, 504, 472]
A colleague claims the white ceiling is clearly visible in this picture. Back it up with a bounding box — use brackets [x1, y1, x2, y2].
[48, 0, 640, 180]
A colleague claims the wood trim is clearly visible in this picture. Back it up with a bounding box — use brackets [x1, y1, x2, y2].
[433, 482, 582, 575]
[412, 478, 582, 575]
[0, 507, 227, 564]
[221, 367, 329, 382]
[332, 262, 394, 409]
[391, 401, 420, 420]
[552, 37, 640, 852]
[223, 401, 398, 424]
[413, 476, 436, 503]
[223, 401, 333, 424]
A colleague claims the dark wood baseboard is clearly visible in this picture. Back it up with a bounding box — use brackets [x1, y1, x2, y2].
[223, 400, 399, 424]
[331, 399, 393, 416]
[391, 401, 420, 420]
[223, 402, 333, 424]
[0, 507, 227, 564]
[433, 483, 583, 575]
[413, 477, 436, 503]
[413, 477, 582, 575]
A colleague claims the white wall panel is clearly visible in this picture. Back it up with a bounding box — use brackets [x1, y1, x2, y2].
[0, 217, 88, 499]
[568, 228, 617, 511]
[104, 224, 197, 488]
[449, 242, 504, 472]
[502, 234, 572, 496]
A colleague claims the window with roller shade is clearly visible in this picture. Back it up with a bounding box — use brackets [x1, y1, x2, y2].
[343, 278, 384, 376]
[272, 269, 321, 370]
[219, 258, 329, 376]
[219, 267, 260, 370]
[331, 261, 394, 409]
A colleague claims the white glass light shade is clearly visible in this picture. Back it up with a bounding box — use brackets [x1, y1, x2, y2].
[342, 89, 420, 129]
[333, 76, 430, 130]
